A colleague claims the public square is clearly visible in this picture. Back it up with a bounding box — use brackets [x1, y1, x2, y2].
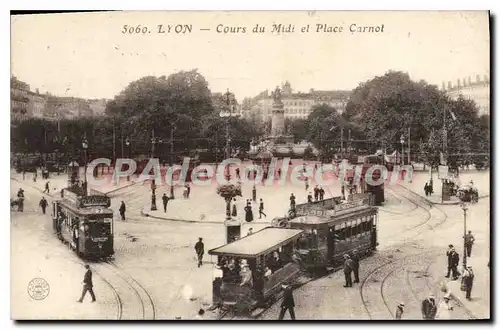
[10, 166, 490, 320]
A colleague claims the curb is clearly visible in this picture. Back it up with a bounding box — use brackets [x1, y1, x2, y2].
[140, 208, 272, 225]
[10, 177, 54, 197]
[397, 184, 489, 205]
[445, 280, 478, 319]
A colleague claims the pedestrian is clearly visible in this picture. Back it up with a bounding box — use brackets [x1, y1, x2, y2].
[464, 230, 475, 257]
[17, 188, 24, 198]
[259, 198, 267, 219]
[314, 185, 319, 201]
[186, 183, 191, 198]
[22, 170, 26, 180]
[421, 294, 437, 320]
[235, 167, 240, 180]
[244, 202, 254, 222]
[463, 266, 474, 300]
[307, 192, 313, 204]
[43, 181, 50, 194]
[319, 186, 325, 201]
[395, 302, 404, 320]
[343, 254, 354, 287]
[436, 293, 453, 319]
[231, 198, 237, 217]
[351, 249, 360, 283]
[247, 227, 253, 236]
[278, 283, 296, 320]
[119, 201, 126, 221]
[445, 245, 460, 280]
[33, 171, 37, 182]
[277, 168, 281, 179]
[39, 197, 48, 215]
[424, 182, 429, 196]
[194, 237, 204, 268]
[77, 265, 96, 303]
[162, 193, 169, 212]
[289, 193, 296, 210]
[194, 308, 205, 320]
[305, 177, 309, 191]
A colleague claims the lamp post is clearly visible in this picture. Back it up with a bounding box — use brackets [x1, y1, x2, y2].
[400, 134, 405, 166]
[82, 136, 88, 196]
[220, 89, 240, 181]
[125, 137, 131, 182]
[150, 130, 162, 211]
[461, 202, 469, 269]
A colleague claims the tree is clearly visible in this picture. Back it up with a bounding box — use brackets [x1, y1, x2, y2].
[216, 183, 242, 219]
[306, 104, 348, 156]
[105, 70, 214, 154]
[344, 71, 488, 165]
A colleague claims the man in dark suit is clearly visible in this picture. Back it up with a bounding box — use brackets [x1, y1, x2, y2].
[445, 245, 460, 280]
[194, 237, 204, 268]
[278, 284, 296, 320]
[77, 264, 96, 303]
[162, 193, 170, 212]
[351, 249, 360, 283]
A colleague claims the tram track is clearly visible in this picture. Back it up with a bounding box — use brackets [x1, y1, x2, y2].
[90, 261, 156, 320]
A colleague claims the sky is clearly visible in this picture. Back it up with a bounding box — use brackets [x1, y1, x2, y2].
[11, 11, 490, 101]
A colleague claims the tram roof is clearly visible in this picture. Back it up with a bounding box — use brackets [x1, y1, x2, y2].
[208, 227, 304, 258]
[57, 198, 114, 216]
[290, 207, 377, 227]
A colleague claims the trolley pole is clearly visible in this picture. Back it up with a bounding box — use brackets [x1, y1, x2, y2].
[170, 127, 175, 200]
[461, 203, 468, 269]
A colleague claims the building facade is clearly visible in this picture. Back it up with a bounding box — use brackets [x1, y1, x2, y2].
[88, 99, 109, 116]
[11, 77, 30, 120]
[45, 96, 94, 119]
[251, 81, 351, 121]
[442, 74, 490, 116]
[27, 89, 47, 118]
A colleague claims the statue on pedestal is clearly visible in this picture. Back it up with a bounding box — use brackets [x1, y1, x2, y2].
[271, 86, 282, 104]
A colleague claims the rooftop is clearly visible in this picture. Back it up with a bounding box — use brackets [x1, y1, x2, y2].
[208, 227, 303, 257]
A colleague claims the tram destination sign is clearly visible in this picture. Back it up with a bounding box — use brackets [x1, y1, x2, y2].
[80, 195, 111, 208]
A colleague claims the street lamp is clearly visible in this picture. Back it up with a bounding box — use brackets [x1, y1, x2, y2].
[461, 202, 469, 269]
[82, 136, 88, 196]
[220, 89, 240, 181]
[150, 130, 162, 211]
[125, 137, 131, 182]
[400, 134, 405, 166]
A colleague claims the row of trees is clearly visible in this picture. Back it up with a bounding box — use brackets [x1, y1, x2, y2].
[11, 70, 490, 168]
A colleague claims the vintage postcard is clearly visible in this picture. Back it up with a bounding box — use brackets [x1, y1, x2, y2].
[10, 11, 490, 320]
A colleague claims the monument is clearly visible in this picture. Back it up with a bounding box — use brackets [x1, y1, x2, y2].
[270, 86, 294, 144]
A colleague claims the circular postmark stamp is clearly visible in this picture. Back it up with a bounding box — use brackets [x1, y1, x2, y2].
[27, 278, 50, 300]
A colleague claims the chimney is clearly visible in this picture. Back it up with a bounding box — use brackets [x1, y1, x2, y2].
[457, 79, 461, 88]
[468, 76, 472, 85]
[476, 74, 481, 83]
[448, 81, 452, 89]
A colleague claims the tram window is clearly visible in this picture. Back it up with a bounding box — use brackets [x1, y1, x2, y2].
[335, 229, 345, 241]
[351, 223, 358, 236]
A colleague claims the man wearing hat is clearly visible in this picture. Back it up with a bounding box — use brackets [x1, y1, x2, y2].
[77, 264, 96, 303]
[343, 254, 355, 287]
[278, 283, 296, 320]
[462, 266, 475, 300]
[421, 293, 437, 320]
[194, 237, 204, 268]
[395, 302, 404, 320]
[446, 245, 460, 280]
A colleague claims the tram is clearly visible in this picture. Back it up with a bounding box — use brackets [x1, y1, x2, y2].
[208, 195, 379, 314]
[288, 194, 378, 271]
[208, 227, 304, 314]
[52, 187, 114, 259]
[359, 154, 385, 205]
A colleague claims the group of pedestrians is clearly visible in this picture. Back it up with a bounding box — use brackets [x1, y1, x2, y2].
[343, 251, 360, 287]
